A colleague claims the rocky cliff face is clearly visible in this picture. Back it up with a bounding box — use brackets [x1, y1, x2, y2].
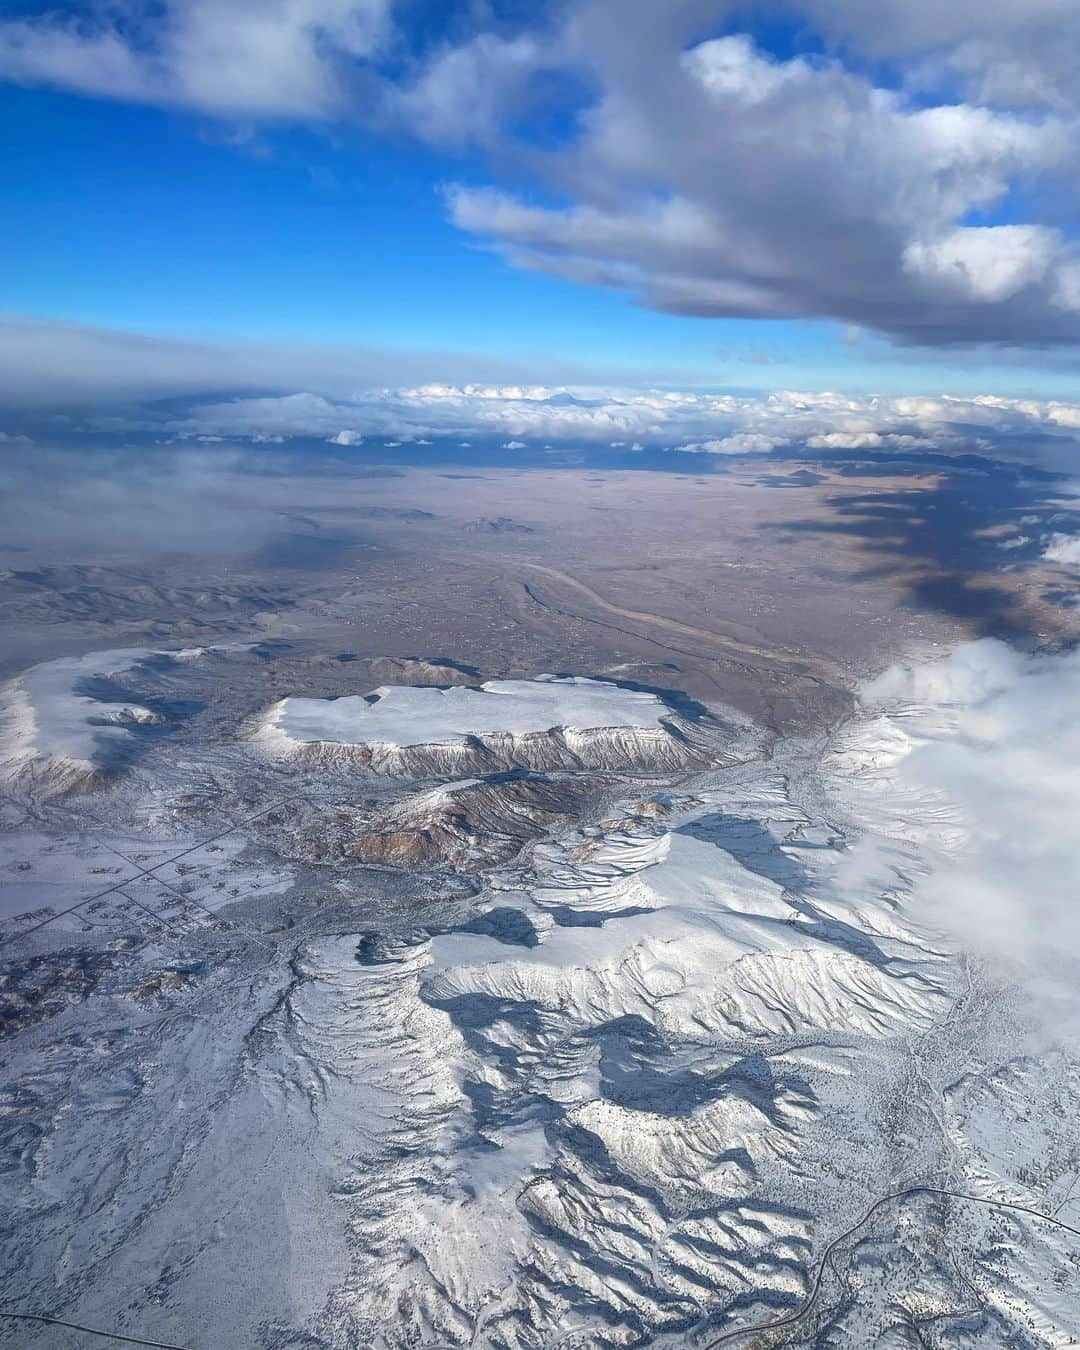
[286, 774, 605, 870]
[259, 719, 709, 777]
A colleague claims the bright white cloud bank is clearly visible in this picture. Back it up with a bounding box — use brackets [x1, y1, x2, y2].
[1043, 532, 1080, 567]
[175, 383, 1080, 458]
[833, 640, 1080, 994]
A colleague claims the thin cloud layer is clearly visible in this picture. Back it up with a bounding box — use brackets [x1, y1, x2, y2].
[3, 2, 1077, 345]
[0, 313, 556, 409]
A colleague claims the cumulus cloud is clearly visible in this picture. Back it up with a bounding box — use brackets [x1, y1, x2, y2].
[844, 641, 1080, 1001]
[169, 381, 1080, 457]
[798, 0, 1080, 113]
[2, 4, 1078, 346]
[441, 5, 1080, 345]
[0, 0, 394, 119]
[902, 226, 1064, 305]
[1043, 532, 1080, 566]
[4, 312, 1076, 457]
[678, 433, 785, 455]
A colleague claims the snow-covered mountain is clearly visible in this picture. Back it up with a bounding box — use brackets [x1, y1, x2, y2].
[2, 647, 1078, 1348]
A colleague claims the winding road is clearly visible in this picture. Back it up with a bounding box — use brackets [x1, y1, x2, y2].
[518, 563, 839, 684]
[703, 1184, 1080, 1347]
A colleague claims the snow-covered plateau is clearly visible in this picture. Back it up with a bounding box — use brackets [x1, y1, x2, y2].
[256, 676, 707, 776]
[1, 644, 1078, 1348]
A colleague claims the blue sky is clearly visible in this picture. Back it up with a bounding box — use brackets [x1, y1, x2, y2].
[1, 83, 847, 384]
[1, 1, 1079, 406]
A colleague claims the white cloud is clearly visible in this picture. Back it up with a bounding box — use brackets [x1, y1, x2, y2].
[171, 380, 1080, 458]
[799, 0, 1080, 113]
[902, 226, 1065, 304]
[1046, 402, 1080, 429]
[681, 34, 807, 106]
[439, 9, 1077, 345]
[388, 31, 545, 148]
[0, 0, 393, 119]
[840, 641, 1080, 998]
[678, 433, 785, 455]
[1043, 532, 1080, 566]
[808, 431, 878, 449]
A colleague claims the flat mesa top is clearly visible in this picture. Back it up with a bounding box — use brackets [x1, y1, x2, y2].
[269, 677, 671, 748]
